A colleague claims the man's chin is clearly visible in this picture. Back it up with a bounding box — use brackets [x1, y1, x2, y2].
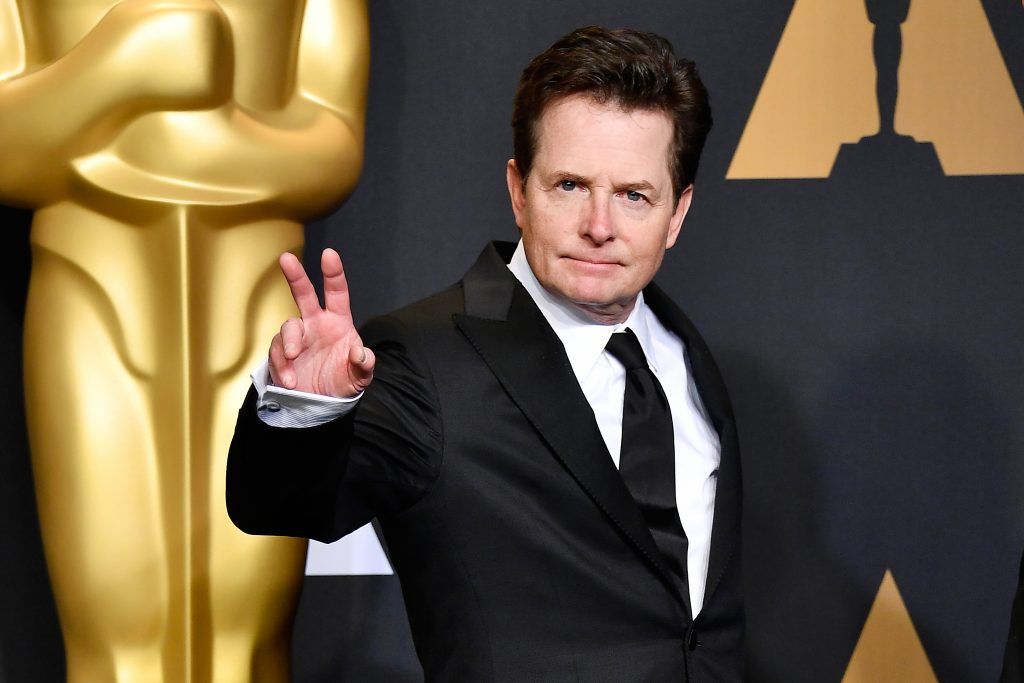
[538, 275, 638, 323]
[566, 293, 637, 325]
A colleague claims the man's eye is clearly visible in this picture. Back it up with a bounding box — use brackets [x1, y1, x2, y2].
[625, 190, 645, 202]
[559, 180, 577, 192]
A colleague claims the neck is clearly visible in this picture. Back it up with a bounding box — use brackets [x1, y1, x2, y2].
[571, 297, 637, 325]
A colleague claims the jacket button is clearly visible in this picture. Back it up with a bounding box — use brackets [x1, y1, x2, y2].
[686, 628, 699, 651]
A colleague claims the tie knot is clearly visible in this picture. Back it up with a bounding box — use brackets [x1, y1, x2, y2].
[605, 328, 649, 371]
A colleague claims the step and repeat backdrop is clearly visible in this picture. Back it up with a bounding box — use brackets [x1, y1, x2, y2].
[0, 0, 1022, 681]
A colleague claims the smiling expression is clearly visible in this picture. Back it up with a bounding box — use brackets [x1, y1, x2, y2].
[507, 95, 692, 324]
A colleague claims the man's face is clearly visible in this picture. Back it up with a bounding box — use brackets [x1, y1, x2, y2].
[507, 95, 692, 324]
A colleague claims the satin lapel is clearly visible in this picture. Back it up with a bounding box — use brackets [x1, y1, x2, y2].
[644, 284, 741, 610]
[453, 244, 689, 614]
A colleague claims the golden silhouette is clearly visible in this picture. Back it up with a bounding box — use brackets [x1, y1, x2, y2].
[728, 0, 1024, 179]
[831, 0, 943, 176]
[726, 0, 875, 179]
[866, 0, 911, 140]
[897, 0, 1024, 175]
[841, 570, 938, 683]
[0, 1, 368, 680]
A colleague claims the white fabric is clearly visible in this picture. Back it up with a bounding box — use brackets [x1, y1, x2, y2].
[305, 526, 394, 576]
[252, 358, 359, 428]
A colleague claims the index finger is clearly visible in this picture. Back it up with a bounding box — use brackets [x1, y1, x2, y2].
[279, 252, 322, 318]
[321, 248, 354, 318]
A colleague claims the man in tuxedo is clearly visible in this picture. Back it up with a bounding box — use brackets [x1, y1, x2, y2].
[227, 26, 743, 680]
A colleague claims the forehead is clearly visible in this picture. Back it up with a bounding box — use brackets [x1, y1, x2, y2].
[532, 95, 674, 181]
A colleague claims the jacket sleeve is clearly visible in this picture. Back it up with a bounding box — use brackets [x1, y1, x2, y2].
[226, 314, 443, 543]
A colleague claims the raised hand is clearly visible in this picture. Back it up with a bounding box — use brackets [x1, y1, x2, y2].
[269, 248, 375, 397]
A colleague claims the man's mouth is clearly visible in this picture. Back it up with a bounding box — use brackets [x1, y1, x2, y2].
[564, 255, 620, 266]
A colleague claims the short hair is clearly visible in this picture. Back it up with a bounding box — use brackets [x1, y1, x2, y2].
[511, 26, 713, 199]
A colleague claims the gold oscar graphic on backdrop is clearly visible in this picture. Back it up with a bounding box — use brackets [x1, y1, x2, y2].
[841, 570, 938, 683]
[727, 0, 1024, 178]
[0, 1, 368, 681]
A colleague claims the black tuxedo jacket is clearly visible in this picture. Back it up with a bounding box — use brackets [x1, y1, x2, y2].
[227, 242, 744, 681]
[1002, 554, 1023, 682]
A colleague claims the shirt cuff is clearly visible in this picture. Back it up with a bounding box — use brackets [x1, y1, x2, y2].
[251, 359, 362, 428]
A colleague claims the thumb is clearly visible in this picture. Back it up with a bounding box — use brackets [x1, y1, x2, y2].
[349, 344, 375, 390]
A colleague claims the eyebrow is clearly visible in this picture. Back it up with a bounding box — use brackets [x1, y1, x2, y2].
[547, 171, 587, 184]
[615, 180, 657, 193]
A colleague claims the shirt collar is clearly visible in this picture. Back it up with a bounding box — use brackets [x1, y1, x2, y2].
[506, 240, 661, 380]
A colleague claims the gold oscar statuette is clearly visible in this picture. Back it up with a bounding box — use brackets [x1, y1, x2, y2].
[0, 1, 368, 680]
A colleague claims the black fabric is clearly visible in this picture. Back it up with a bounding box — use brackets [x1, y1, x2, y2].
[606, 329, 690, 612]
[1002, 552, 1024, 682]
[227, 242, 744, 681]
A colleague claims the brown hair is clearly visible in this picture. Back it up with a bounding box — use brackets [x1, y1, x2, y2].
[511, 26, 712, 199]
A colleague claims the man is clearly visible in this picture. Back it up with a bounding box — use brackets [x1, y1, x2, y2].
[228, 26, 743, 680]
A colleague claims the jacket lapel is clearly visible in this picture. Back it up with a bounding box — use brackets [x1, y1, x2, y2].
[644, 284, 741, 610]
[454, 243, 690, 616]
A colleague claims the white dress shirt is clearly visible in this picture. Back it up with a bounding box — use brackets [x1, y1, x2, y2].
[253, 240, 721, 614]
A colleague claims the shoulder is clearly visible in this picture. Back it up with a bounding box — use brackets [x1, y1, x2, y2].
[359, 281, 466, 347]
[359, 240, 519, 343]
[644, 281, 735, 424]
[643, 283, 704, 342]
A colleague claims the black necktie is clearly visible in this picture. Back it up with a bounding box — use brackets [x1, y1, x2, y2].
[605, 329, 689, 596]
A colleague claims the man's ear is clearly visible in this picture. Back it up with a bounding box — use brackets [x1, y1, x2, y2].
[506, 159, 526, 229]
[665, 185, 694, 249]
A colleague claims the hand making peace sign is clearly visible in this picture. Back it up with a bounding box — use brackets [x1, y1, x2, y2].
[268, 249, 375, 398]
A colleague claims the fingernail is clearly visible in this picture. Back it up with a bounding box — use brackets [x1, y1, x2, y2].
[285, 343, 296, 355]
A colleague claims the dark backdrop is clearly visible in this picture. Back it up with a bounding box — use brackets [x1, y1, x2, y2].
[1, 1, 1022, 681]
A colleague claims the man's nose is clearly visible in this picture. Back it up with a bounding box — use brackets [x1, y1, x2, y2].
[580, 194, 614, 244]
